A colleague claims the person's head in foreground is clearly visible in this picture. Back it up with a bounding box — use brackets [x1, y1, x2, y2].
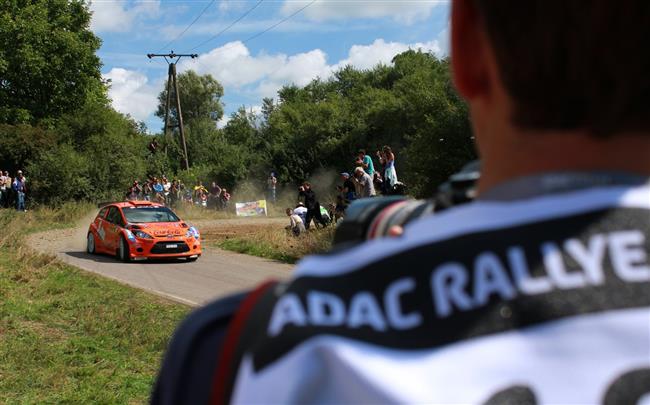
[152, 1, 650, 404]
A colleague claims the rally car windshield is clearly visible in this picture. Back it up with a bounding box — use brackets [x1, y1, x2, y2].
[123, 207, 180, 223]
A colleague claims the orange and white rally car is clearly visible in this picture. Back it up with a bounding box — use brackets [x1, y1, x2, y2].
[86, 201, 201, 262]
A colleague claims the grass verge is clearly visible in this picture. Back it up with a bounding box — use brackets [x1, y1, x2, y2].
[0, 204, 189, 404]
[208, 225, 335, 264]
[172, 204, 237, 221]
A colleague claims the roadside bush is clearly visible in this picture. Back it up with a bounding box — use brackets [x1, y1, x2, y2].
[26, 144, 93, 205]
[0, 124, 59, 174]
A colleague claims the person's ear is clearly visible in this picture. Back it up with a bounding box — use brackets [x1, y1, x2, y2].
[451, 0, 491, 100]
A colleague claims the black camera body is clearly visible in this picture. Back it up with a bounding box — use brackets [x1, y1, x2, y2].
[333, 161, 480, 247]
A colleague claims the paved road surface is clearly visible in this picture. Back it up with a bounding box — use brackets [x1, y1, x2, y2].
[28, 219, 293, 307]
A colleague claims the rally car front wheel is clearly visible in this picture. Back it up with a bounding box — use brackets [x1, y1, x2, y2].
[87, 232, 96, 254]
[118, 236, 132, 263]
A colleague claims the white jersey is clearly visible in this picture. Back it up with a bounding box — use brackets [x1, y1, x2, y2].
[230, 183, 650, 404]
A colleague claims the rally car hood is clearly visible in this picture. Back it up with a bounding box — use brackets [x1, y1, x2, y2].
[129, 222, 189, 237]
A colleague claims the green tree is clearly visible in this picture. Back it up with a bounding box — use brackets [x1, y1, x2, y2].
[27, 143, 93, 205]
[260, 50, 476, 196]
[0, 124, 59, 174]
[0, 0, 103, 125]
[155, 70, 224, 127]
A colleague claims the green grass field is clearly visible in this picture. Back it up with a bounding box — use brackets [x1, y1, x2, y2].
[214, 226, 335, 264]
[0, 205, 189, 404]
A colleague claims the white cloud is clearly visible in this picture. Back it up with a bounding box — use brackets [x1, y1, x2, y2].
[90, 0, 160, 33]
[282, 0, 448, 25]
[103, 68, 160, 121]
[181, 36, 444, 99]
[216, 115, 231, 129]
[257, 49, 332, 97]
[181, 42, 286, 88]
[115, 32, 448, 126]
[333, 38, 442, 71]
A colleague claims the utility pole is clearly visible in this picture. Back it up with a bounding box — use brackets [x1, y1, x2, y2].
[147, 51, 197, 171]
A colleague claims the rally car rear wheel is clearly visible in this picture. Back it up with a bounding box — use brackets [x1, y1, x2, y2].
[87, 232, 96, 254]
[118, 236, 131, 263]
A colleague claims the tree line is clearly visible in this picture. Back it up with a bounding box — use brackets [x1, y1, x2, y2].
[0, 0, 476, 206]
[157, 50, 476, 200]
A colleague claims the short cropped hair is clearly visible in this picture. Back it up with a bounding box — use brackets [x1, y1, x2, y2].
[473, 0, 650, 137]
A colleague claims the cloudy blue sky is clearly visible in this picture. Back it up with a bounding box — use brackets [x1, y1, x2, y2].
[91, 0, 451, 132]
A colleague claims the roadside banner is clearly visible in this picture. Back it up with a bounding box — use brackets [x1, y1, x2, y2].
[235, 200, 268, 217]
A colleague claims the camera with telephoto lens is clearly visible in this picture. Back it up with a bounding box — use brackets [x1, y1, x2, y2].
[333, 160, 480, 247]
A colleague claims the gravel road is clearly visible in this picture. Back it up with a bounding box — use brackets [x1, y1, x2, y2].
[27, 217, 293, 307]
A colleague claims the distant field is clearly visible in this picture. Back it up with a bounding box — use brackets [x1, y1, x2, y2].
[0, 205, 189, 404]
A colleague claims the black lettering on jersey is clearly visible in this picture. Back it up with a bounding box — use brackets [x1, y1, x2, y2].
[241, 208, 650, 371]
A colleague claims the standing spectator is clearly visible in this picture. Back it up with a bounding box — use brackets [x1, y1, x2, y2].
[353, 167, 376, 198]
[298, 182, 327, 229]
[267, 172, 277, 204]
[143, 180, 153, 201]
[220, 188, 230, 209]
[169, 180, 181, 207]
[338, 172, 356, 202]
[375, 149, 387, 193]
[333, 195, 348, 223]
[12, 170, 27, 211]
[178, 180, 190, 204]
[355, 149, 375, 176]
[162, 176, 172, 202]
[285, 208, 306, 236]
[379, 145, 398, 193]
[132, 180, 143, 199]
[153, 178, 165, 204]
[126, 185, 138, 200]
[193, 181, 207, 203]
[3, 171, 12, 208]
[0, 170, 6, 208]
[209, 181, 222, 209]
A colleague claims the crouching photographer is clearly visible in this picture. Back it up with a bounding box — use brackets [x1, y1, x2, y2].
[152, 1, 650, 404]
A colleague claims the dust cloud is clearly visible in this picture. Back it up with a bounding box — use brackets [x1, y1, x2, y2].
[69, 210, 100, 251]
[230, 169, 341, 216]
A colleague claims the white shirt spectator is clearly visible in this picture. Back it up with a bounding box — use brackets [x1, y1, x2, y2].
[293, 205, 308, 224]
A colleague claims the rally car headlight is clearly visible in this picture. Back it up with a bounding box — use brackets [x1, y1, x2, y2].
[125, 229, 136, 242]
[186, 226, 200, 239]
[134, 230, 153, 239]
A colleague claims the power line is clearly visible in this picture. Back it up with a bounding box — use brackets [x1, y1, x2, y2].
[241, 0, 316, 45]
[190, 0, 264, 51]
[189, 0, 316, 57]
[177, 0, 318, 78]
[157, 0, 217, 52]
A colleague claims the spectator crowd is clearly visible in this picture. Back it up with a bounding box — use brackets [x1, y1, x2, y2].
[125, 175, 231, 210]
[0, 169, 28, 212]
[286, 145, 402, 235]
